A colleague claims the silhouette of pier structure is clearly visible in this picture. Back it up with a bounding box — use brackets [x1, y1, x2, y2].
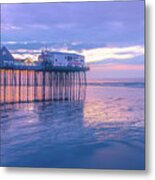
[0, 47, 89, 104]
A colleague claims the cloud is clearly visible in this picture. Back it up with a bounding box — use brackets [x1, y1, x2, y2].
[1, 1, 144, 45]
[9, 44, 144, 65]
[89, 64, 144, 71]
[10, 49, 41, 54]
[26, 24, 50, 30]
[10, 49, 41, 60]
[1, 41, 18, 45]
[1, 23, 21, 31]
[12, 53, 39, 61]
[54, 23, 77, 29]
[87, 63, 144, 79]
[82, 45, 144, 63]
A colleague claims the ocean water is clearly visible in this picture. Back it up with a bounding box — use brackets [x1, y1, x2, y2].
[0, 79, 145, 169]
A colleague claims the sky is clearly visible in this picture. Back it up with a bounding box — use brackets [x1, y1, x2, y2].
[1, 0, 144, 79]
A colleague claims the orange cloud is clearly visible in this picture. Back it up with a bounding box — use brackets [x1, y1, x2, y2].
[90, 64, 144, 71]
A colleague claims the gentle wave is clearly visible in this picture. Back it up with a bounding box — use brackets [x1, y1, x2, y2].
[87, 82, 144, 88]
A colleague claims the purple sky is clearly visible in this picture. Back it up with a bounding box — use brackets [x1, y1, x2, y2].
[1, 1, 144, 79]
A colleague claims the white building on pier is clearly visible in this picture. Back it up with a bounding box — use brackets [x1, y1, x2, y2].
[38, 50, 85, 68]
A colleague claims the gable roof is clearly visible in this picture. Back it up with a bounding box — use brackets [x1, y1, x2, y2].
[0, 46, 15, 62]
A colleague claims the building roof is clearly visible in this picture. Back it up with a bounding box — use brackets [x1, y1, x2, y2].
[43, 50, 84, 57]
[0, 46, 15, 61]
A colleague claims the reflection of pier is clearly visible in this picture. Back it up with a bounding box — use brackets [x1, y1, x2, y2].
[0, 68, 88, 104]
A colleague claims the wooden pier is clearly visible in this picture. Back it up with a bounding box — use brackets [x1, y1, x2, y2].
[0, 66, 89, 104]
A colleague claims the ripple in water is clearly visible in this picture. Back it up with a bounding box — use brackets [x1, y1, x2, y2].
[0, 83, 144, 169]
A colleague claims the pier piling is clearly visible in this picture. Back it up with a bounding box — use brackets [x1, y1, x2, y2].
[0, 67, 89, 104]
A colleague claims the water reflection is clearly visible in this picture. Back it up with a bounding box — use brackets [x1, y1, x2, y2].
[0, 85, 144, 169]
[1, 100, 97, 167]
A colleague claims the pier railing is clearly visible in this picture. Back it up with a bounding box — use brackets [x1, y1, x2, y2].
[0, 64, 89, 71]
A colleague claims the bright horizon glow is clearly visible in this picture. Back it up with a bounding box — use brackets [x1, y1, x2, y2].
[82, 45, 144, 63]
[11, 45, 144, 63]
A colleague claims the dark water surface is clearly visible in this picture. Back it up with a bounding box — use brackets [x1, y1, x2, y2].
[0, 81, 144, 169]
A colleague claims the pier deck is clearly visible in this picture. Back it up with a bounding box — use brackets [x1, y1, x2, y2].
[0, 65, 89, 72]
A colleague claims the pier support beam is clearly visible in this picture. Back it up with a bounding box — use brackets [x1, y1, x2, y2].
[0, 68, 88, 104]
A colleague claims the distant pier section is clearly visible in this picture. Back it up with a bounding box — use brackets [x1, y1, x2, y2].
[0, 46, 89, 104]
